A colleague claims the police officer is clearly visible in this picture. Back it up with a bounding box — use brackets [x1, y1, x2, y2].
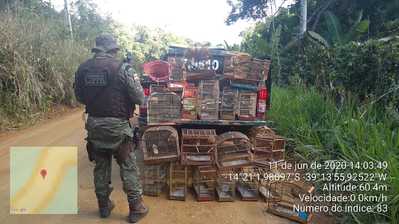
[74, 34, 148, 223]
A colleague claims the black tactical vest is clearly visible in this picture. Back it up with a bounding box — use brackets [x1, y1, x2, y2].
[76, 56, 134, 119]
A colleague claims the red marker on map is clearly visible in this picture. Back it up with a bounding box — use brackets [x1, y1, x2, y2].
[40, 169, 47, 179]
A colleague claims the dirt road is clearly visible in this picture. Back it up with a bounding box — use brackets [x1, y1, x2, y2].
[0, 109, 306, 224]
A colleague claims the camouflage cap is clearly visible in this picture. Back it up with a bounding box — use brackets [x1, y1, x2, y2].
[91, 34, 120, 53]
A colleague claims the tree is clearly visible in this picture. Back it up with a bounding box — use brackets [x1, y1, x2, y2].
[226, 0, 272, 25]
[299, 0, 307, 36]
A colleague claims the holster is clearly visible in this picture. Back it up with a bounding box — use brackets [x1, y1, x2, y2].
[132, 126, 140, 147]
[86, 140, 95, 162]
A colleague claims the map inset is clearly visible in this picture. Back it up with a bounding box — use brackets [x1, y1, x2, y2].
[10, 147, 78, 214]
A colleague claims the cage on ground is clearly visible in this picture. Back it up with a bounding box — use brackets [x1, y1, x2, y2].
[216, 131, 253, 169]
[168, 162, 188, 201]
[142, 126, 180, 164]
[265, 181, 315, 224]
[248, 126, 286, 166]
[216, 168, 236, 202]
[192, 165, 217, 202]
[141, 164, 167, 197]
[181, 128, 217, 166]
[235, 166, 259, 201]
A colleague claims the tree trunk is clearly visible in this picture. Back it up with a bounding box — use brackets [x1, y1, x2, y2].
[299, 0, 307, 37]
[64, 0, 73, 40]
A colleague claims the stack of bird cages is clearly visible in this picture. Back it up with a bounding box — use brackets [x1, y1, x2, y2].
[248, 126, 285, 167]
[168, 162, 188, 201]
[192, 166, 217, 201]
[198, 80, 219, 120]
[147, 92, 181, 124]
[142, 126, 180, 164]
[251, 58, 271, 81]
[223, 53, 271, 82]
[216, 131, 253, 169]
[182, 85, 198, 120]
[181, 129, 217, 166]
[237, 92, 257, 120]
[220, 87, 238, 120]
[168, 57, 185, 81]
[216, 168, 236, 202]
[184, 48, 215, 80]
[266, 181, 314, 224]
[142, 164, 167, 196]
[222, 52, 234, 78]
[229, 53, 252, 80]
[236, 166, 259, 201]
[168, 45, 186, 81]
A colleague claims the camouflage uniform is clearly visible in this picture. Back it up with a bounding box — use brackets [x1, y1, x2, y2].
[74, 34, 148, 222]
[84, 67, 144, 204]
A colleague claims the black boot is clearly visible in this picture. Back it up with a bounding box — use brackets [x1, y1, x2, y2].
[98, 199, 115, 218]
[128, 197, 149, 223]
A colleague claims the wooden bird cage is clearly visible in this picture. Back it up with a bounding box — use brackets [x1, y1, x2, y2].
[248, 126, 286, 166]
[216, 132, 253, 169]
[236, 166, 259, 201]
[237, 92, 257, 121]
[182, 85, 198, 120]
[184, 48, 216, 80]
[216, 168, 236, 202]
[197, 80, 219, 120]
[168, 56, 185, 81]
[265, 181, 315, 224]
[181, 129, 217, 166]
[223, 53, 270, 82]
[142, 126, 180, 164]
[192, 166, 217, 201]
[220, 87, 238, 120]
[168, 163, 188, 201]
[142, 164, 166, 196]
[147, 92, 181, 124]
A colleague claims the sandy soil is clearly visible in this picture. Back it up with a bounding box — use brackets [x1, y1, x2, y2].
[0, 109, 334, 224]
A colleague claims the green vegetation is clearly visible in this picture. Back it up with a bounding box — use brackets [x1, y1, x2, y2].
[269, 87, 399, 223]
[228, 0, 399, 223]
[0, 10, 89, 129]
[0, 0, 189, 130]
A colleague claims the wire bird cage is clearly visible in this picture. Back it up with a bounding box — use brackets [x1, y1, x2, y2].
[142, 126, 180, 164]
[216, 132, 253, 169]
[198, 80, 219, 120]
[141, 164, 167, 196]
[248, 126, 285, 167]
[192, 166, 217, 201]
[220, 87, 238, 120]
[264, 181, 315, 224]
[237, 92, 257, 121]
[181, 129, 217, 166]
[236, 166, 259, 201]
[216, 168, 236, 202]
[168, 163, 188, 201]
[147, 92, 181, 124]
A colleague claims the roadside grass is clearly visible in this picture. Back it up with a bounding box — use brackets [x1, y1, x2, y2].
[0, 12, 89, 130]
[268, 86, 399, 223]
